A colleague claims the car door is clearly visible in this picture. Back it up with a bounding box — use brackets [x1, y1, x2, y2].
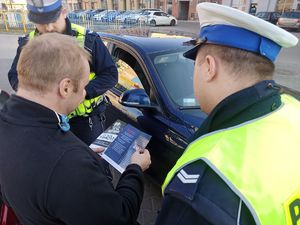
[102, 39, 189, 183]
[152, 11, 161, 25]
[161, 12, 171, 24]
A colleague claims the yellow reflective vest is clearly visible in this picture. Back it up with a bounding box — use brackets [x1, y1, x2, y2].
[29, 23, 103, 118]
[163, 94, 300, 225]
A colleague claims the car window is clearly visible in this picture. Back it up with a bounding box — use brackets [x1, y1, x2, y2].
[162, 12, 168, 17]
[150, 49, 199, 108]
[257, 12, 267, 18]
[114, 58, 144, 92]
[282, 11, 300, 18]
[154, 12, 163, 16]
[271, 13, 280, 19]
[256, 12, 265, 18]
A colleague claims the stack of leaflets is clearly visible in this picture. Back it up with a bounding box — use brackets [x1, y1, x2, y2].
[90, 120, 151, 173]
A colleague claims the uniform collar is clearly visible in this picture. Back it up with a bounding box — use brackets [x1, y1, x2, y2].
[190, 80, 282, 141]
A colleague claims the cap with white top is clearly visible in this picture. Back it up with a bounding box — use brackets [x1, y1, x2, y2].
[27, 0, 62, 24]
[184, 3, 299, 62]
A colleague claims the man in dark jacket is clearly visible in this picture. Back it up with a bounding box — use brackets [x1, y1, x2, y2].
[0, 33, 151, 225]
[156, 3, 300, 225]
[8, 0, 118, 145]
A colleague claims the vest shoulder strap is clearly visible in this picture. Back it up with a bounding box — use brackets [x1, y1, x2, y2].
[70, 23, 98, 53]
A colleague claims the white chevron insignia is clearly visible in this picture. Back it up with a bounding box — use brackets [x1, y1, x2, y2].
[177, 169, 200, 184]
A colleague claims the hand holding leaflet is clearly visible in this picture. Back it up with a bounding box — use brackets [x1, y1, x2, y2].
[90, 120, 151, 173]
[131, 148, 151, 172]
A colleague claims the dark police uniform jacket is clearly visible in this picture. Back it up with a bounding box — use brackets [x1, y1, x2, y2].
[0, 95, 143, 225]
[155, 80, 282, 225]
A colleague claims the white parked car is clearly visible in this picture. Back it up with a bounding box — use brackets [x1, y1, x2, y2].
[140, 11, 177, 26]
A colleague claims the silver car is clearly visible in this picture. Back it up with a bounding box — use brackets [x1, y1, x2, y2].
[277, 11, 300, 31]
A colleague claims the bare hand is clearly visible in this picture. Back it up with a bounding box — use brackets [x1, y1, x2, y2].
[91, 146, 106, 154]
[131, 149, 151, 172]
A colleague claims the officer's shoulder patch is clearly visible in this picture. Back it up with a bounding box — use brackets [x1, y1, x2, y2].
[165, 160, 206, 201]
[284, 187, 300, 225]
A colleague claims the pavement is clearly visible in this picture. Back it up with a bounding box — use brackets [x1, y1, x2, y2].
[111, 167, 162, 225]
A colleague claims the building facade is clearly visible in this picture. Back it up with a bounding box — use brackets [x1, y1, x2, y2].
[276, 0, 300, 12]
[62, 0, 300, 13]
[1, 0, 299, 18]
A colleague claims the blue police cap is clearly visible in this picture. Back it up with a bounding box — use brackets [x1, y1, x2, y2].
[27, 0, 62, 24]
[184, 3, 298, 62]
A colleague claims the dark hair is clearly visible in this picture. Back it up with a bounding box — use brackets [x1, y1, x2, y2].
[199, 44, 275, 80]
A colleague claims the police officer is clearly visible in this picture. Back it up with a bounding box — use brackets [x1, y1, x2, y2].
[8, 0, 118, 145]
[156, 3, 300, 225]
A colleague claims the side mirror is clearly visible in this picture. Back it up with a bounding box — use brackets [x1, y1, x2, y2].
[119, 89, 159, 110]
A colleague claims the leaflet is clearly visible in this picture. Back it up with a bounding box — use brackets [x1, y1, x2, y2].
[90, 120, 151, 173]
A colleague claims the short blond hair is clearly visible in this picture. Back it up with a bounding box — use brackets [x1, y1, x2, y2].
[17, 33, 91, 93]
[198, 44, 275, 80]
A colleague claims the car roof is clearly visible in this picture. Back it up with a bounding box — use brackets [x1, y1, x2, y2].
[150, 11, 165, 13]
[99, 33, 193, 54]
[141, 8, 162, 11]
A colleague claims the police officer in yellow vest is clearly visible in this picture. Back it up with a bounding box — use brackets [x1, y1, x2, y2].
[155, 3, 300, 225]
[8, 0, 118, 145]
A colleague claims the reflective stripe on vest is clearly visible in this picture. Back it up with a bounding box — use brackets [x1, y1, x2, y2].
[29, 25, 103, 118]
[162, 94, 300, 225]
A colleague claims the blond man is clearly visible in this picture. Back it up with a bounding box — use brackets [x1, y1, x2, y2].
[0, 33, 151, 225]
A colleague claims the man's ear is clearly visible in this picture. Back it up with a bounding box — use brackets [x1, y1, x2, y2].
[204, 55, 218, 82]
[58, 78, 72, 98]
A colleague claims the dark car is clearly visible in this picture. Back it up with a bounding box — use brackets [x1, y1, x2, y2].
[256, 11, 281, 24]
[99, 33, 207, 183]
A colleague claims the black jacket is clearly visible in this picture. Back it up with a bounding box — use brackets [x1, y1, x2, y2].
[7, 18, 118, 101]
[0, 95, 144, 225]
[156, 80, 282, 225]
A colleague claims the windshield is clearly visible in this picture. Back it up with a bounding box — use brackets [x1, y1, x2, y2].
[150, 48, 199, 108]
[282, 12, 300, 18]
